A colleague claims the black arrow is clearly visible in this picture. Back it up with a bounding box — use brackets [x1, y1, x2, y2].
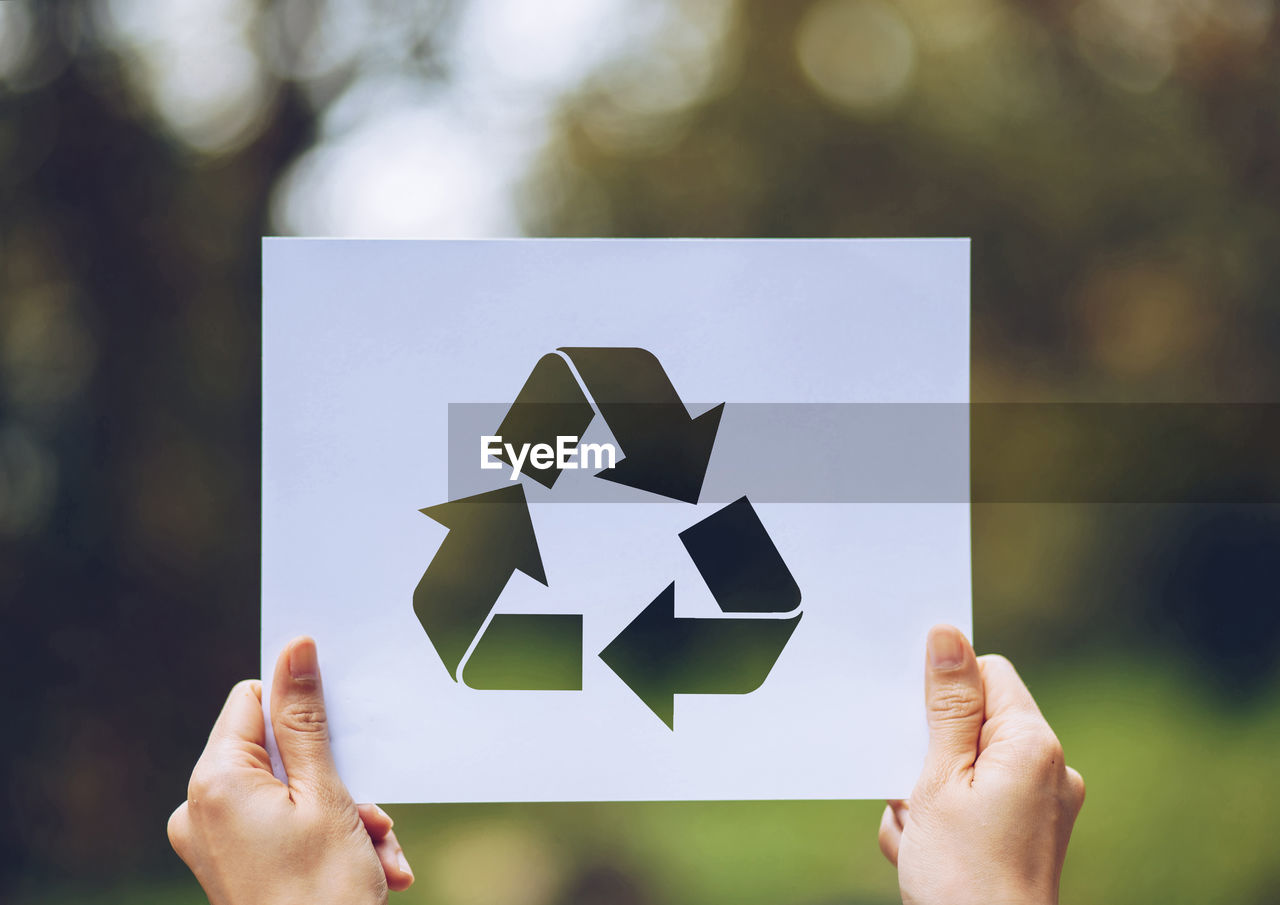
[413, 484, 547, 680]
[462, 613, 583, 690]
[494, 352, 596, 489]
[599, 582, 802, 728]
[679, 496, 801, 614]
[559, 347, 723, 504]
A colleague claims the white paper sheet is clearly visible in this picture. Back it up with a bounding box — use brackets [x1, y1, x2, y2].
[261, 238, 970, 803]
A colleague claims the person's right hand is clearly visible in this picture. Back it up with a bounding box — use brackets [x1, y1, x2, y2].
[877, 625, 1086, 905]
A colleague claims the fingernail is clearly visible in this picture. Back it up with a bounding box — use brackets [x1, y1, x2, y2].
[927, 627, 964, 670]
[289, 638, 319, 680]
[396, 850, 413, 877]
[375, 804, 393, 827]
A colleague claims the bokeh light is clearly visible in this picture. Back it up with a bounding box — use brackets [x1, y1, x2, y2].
[796, 0, 917, 115]
[0, 1, 35, 81]
[100, 0, 275, 153]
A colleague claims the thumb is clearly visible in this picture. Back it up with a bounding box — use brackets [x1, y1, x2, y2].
[923, 625, 985, 778]
[270, 636, 344, 798]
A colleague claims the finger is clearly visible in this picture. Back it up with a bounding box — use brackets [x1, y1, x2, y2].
[878, 804, 902, 865]
[372, 825, 415, 891]
[1066, 766, 1086, 810]
[887, 797, 909, 828]
[270, 636, 344, 797]
[977, 655, 1043, 723]
[923, 625, 985, 778]
[976, 655, 1054, 752]
[193, 681, 273, 784]
[206, 680, 265, 749]
[167, 801, 191, 859]
[358, 803, 395, 840]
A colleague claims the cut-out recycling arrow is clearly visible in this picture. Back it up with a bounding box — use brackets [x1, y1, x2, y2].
[412, 484, 583, 690]
[413, 349, 801, 720]
[492, 347, 722, 503]
[599, 495, 803, 727]
[599, 582, 802, 729]
[559, 347, 724, 505]
[493, 352, 596, 490]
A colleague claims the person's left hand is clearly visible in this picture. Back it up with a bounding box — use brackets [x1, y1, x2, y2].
[167, 637, 415, 905]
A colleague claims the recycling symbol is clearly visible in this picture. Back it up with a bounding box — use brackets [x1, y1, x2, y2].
[413, 348, 802, 728]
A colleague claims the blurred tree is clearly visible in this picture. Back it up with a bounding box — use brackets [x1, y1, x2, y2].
[527, 0, 1280, 398]
[521, 0, 1280, 680]
[0, 2, 312, 888]
[0, 0, 457, 891]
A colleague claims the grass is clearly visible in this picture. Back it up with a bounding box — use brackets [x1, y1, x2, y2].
[16, 655, 1279, 905]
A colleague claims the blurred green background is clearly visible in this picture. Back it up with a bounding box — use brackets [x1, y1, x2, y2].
[2, 0, 1279, 903]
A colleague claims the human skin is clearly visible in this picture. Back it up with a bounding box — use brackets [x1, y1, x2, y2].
[167, 637, 414, 905]
[877, 625, 1086, 905]
[170, 627, 1081, 905]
